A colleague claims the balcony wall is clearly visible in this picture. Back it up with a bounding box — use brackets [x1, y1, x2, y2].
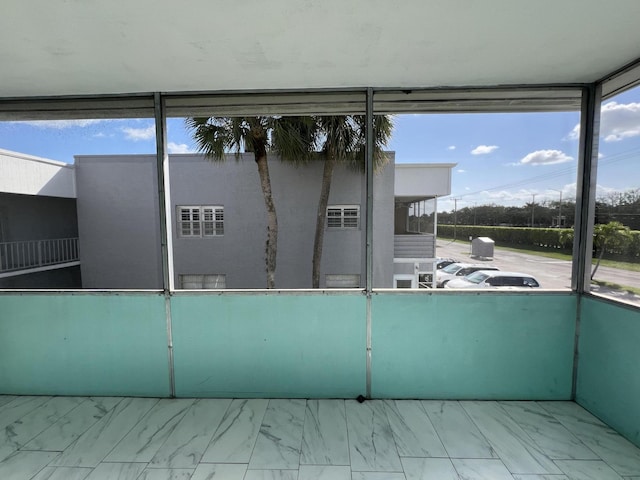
[576, 296, 640, 448]
[0, 291, 577, 401]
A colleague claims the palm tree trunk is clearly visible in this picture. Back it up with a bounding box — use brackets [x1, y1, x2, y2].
[590, 243, 606, 280]
[312, 153, 337, 288]
[255, 155, 277, 288]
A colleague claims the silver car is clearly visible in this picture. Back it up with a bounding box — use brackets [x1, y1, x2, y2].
[445, 270, 541, 289]
[435, 263, 499, 288]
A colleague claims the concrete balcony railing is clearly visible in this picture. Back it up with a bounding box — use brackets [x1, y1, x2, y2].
[394, 233, 436, 259]
[0, 238, 79, 274]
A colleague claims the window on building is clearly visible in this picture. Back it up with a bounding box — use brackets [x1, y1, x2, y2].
[325, 274, 361, 288]
[327, 206, 360, 229]
[178, 206, 224, 237]
[179, 274, 226, 289]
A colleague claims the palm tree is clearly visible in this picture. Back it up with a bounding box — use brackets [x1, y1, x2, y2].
[311, 115, 393, 288]
[591, 221, 632, 280]
[187, 116, 315, 288]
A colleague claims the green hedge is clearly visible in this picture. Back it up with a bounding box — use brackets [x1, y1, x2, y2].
[438, 225, 640, 258]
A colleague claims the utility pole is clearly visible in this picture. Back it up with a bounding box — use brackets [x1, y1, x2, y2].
[531, 194, 536, 227]
[549, 189, 563, 226]
[453, 198, 458, 240]
[558, 190, 563, 226]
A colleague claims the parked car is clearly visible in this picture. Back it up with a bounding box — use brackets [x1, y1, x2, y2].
[436, 257, 458, 270]
[444, 270, 541, 289]
[435, 263, 499, 288]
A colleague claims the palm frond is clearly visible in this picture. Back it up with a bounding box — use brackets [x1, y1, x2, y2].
[271, 116, 319, 165]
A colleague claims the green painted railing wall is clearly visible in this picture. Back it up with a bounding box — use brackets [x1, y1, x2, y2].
[0, 294, 170, 397]
[171, 294, 366, 398]
[1, 292, 578, 400]
[576, 296, 640, 448]
[371, 293, 576, 399]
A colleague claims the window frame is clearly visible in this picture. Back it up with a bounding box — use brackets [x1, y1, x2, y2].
[179, 273, 226, 289]
[177, 205, 224, 238]
[326, 205, 360, 230]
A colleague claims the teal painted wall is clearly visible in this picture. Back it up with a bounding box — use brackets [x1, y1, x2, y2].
[0, 292, 579, 400]
[0, 294, 170, 397]
[371, 293, 577, 399]
[171, 294, 367, 398]
[576, 297, 640, 448]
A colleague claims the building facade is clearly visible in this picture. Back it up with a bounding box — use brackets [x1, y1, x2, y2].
[1, 149, 454, 289]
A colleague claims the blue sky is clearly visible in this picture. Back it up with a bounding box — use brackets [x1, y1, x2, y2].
[1, 88, 638, 213]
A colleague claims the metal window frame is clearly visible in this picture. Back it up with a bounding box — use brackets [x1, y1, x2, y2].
[326, 205, 361, 229]
[177, 205, 224, 238]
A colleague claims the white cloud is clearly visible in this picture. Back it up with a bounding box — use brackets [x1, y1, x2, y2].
[123, 125, 155, 141]
[471, 145, 499, 155]
[457, 169, 466, 173]
[519, 149, 573, 166]
[18, 119, 103, 129]
[568, 101, 640, 142]
[448, 145, 456, 150]
[567, 124, 580, 141]
[601, 101, 640, 142]
[167, 142, 194, 154]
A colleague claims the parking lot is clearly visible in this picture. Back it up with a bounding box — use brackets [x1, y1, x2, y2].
[435, 240, 640, 305]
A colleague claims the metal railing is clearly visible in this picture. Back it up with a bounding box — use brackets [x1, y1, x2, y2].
[0, 238, 79, 273]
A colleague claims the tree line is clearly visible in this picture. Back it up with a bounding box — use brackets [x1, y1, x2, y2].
[436, 188, 640, 230]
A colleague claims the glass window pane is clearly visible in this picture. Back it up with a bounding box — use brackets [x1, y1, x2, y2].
[0, 110, 160, 289]
[375, 93, 579, 290]
[591, 85, 640, 306]
[166, 96, 368, 289]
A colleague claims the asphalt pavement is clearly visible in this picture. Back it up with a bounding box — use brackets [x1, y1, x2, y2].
[435, 240, 640, 306]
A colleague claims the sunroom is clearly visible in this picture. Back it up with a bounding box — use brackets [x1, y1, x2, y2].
[0, 2, 639, 479]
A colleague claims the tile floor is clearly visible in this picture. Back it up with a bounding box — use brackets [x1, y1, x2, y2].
[0, 396, 639, 479]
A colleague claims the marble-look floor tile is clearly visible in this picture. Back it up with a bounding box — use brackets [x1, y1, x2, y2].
[351, 473, 407, 480]
[0, 396, 18, 409]
[402, 457, 459, 480]
[452, 458, 515, 480]
[554, 460, 624, 479]
[52, 397, 158, 467]
[23, 397, 122, 452]
[137, 468, 195, 480]
[512, 475, 570, 479]
[244, 469, 298, 480]
[201, 398, 268, 463]
[150, 398, 232, 468]
[298, 465, 351, 480]
[190, 463, 247, 480]
[539, 402, 640, 476]
[83, 462, 147, 480]
[105, 398, 193, 462]
[300, 399, 349, 466]
[31, 466, 93, 480]
[0, 396, 51, 431]
[0, 396, 84, 461]
[385, 400, 447, 457]
[0, 451, 60, 480]
[346, 400, 402, 472]
[461, 401, 560, 475]
[249, 398, 306, 469]
[422, 400, 497, 459]
[500, 402, 598, 460]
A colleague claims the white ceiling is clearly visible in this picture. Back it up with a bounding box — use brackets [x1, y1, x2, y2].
[2, 0, 640, 98]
